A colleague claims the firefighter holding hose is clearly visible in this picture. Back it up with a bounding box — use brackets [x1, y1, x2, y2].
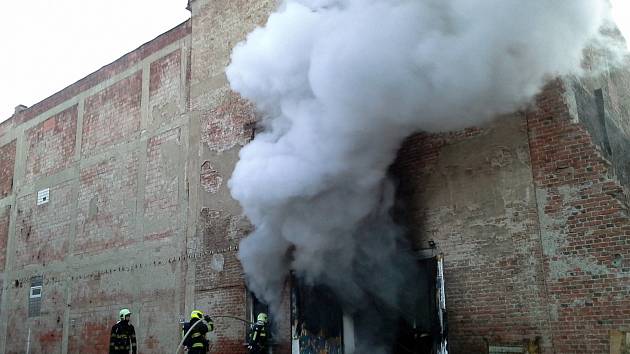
[182, 310, 214, 353]
[248, 313, 270, 354]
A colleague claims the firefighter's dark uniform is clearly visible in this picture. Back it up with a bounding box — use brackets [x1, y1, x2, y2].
[109, 320, 137, 354]
[248, 321, 269, 354]
[183, 318, 210, 353]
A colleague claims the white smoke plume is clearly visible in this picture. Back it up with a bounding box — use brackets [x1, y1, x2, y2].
[226, 0, 616, 344]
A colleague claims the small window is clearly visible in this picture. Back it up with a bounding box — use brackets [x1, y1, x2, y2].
[30, 285, 42, 298]
[29, 276, 43, 317]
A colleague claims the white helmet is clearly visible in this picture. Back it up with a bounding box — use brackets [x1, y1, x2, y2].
[119, 308, 132, 319]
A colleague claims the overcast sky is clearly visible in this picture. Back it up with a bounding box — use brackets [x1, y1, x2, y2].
[0, 1, 628, 123]
[0, 1, 190, 122]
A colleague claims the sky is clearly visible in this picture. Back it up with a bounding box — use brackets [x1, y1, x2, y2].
[0, 1, 190, 122]
[0, 1, 628, 123]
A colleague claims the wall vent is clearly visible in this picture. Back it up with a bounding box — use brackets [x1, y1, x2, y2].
[36, 188, 49, 205]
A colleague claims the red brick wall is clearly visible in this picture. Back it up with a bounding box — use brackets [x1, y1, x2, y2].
[149, 49, 184, 127]
[82, 72, 142, 157]
[67, 311, 112, 354]
[24, 105, 77, 183]
[201, 91, 256, 152]
[194, 209, 245, 290]
[4, 278, 66, 354]
[75, 152, 139, 254]
[0, 206, 10, 271]
[395, 82, 630, 353]
[394, 119, 552, 353]
[144, 127, 182, 240]
[200, 161, 223, 193]
[0, 140, 16, 199]
[527, 80, 630, 353]
[14, 181, 74, 268]
[67, 270, 180, 354]
[197, 286, 249, 354]
[0, 20, 193, 354]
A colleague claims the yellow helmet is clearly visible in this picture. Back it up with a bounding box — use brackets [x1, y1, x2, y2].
[191, 310, 204, 320]
[257, 313, 268, 323]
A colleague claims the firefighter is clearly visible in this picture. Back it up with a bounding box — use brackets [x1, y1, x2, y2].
[248, 313, 270, 354]
[182, 310, 214, 353]
[109, 308, 137, 354]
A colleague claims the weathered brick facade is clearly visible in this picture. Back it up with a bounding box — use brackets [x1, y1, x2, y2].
[394, 78, 630, 353]
[76, 152, 139, 253]
[527, 81, 630, 353]
[0, 140, 16, 199]
[24, 106, 77, 183]
[81, 72, 142, 157]
[0, 17, 196, 354]
[0, 206, 10, 272]
[0, 1, 627, 354]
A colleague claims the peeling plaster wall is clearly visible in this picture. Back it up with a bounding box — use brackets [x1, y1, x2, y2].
[394, 116, 552, 353]
[395, 76, 630, 354]
[527, 80, 630, 354]
[0, 21, 192, 354]
[0, 1, 292, 352]
[187, 0, 291, 353]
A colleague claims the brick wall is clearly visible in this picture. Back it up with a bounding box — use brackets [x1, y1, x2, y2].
[0, 20, 193, 354]
[4, 276, 66, 354]
[149, 49, 184, 127]
[197, 287, 249, 353]
[14, 181, 74, 268]
[394, 118, 552, 353]
[194, 208, 246, 291]
[393, 79, 630, 354]
[76, 152, 139, 254]
[24, 105, 77, 183]
[527, 80, 630, 353]
[4, 2, 626, 353]
[67, 267, 180, 354]
[201, 90, 256, 153]
[144, 127, 182, 241]
[82, 72, 142, 157]
[0, 206, 10, 272]
[0, 140, 16, 199]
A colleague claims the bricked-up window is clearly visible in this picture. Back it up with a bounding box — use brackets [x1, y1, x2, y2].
[29, 276, 43, 317]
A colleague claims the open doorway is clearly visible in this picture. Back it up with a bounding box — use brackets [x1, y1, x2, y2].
[291, 280, 344, 354]
[391, 256, 448, 354]
[290, 256, 447, 354]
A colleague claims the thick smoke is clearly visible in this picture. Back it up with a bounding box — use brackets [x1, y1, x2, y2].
[227, 0, 614, 346]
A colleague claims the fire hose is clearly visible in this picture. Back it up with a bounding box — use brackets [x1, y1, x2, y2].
[174, 314, 254, 354]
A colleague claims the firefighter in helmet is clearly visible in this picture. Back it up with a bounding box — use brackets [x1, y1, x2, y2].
[109, 308, 137, 354]
[182, 310, 214, 353]
[248, 313, 270, 354]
